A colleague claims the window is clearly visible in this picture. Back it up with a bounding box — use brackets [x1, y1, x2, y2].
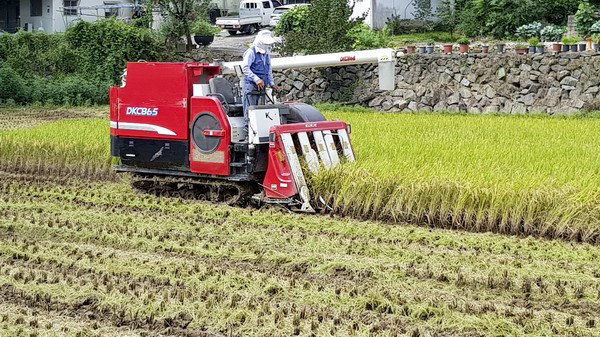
[244, 2, 257, 8]
[30, 0, 42, 16]
[272, 0, 283, 6]
[63, 0, 78, 16]
[262, 1, 271, 8]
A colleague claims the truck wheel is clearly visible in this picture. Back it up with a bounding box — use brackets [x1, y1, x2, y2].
[227, 30, 237, 35]
[247, 24, 257, 35]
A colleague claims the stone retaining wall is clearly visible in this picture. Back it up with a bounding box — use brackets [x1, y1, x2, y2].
[195, 50, 600, 113]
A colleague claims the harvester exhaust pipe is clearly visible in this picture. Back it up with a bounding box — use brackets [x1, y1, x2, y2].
[220, 48, 397, 91]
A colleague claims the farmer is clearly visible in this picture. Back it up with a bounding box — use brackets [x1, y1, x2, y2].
[241, 30, 280, 137]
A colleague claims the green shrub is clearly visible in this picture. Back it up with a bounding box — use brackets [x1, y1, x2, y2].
[275, 0, 361, 54]
[574, 0, 597, 37]
[383, 16, 434, 35]
[348, 24, 390, 49]
[0, 63, 28, 104]
[540, 25, 564, 42]
[456, 0, 579, 38]
[515, 22, 542, 40]
[65, 18, 166, 84]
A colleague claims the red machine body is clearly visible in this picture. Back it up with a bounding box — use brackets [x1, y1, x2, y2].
[110, 62, 354, 208]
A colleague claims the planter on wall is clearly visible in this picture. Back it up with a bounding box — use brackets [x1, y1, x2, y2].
[552, 43, 561, 52]
[406, 45, 416, 54]
[443, 44, 453, 54]
[482, 45, 489, 53]
[459, 44, 469, 53]
[194, 35, 215, 46]
[528, 45, 536, 53]
[426, 46, 434, 53]
[570, 44, 578, 52]
[515, 47, 528, 54]
[418, 46, 427, 53]
[594, 44, 600, 52]
[536, 45, 545, 53]
[578, 43, 587, 51]
[562, 44, 569, 52]
[496, 44, 505, 53]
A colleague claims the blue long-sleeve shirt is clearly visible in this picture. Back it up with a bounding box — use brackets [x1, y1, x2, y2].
[242, 48, 274, 86]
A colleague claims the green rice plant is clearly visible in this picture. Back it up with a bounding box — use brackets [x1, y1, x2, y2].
[315, 111, 600, 242]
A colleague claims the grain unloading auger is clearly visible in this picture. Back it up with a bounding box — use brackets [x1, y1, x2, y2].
[109, 48, 395, 211]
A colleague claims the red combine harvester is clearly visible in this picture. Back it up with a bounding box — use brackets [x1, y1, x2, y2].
[110, 49, 395, 211]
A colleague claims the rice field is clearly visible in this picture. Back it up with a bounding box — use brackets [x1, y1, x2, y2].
[1, 107, 600, 336]
[314, 111, 600, 244]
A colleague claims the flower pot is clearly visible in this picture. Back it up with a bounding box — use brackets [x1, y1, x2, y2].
[515, 48, 528, 54]
[552, 43, 561, 52]
[418, 46, 426, 53]
[595, 43, 600, 52]
[562, 44, 569, 52]
[194, 35, 214, 46]
[443, 44, 453, 54]
[528, 45, 536, 53]
[459, 43, 468, 53]
[536, 45, 544, 53]
[496, 44, 505, 54]
[570, 44, 578, 52]
[482, 45, 489, 53]
[579, 43, 587, 51]
[406, 45, 416, 54]
[426, 46, 434, 53]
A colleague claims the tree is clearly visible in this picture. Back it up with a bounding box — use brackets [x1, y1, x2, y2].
[436, 0, 457, 38]
[276, 0, 362, 54]
[154, 0, 212, 52]
[412, 0, 433, 32]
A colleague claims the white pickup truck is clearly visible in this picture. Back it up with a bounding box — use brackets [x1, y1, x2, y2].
[216, 0, 282, 35]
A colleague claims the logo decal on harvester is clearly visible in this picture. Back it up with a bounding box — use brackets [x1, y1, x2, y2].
[126, 107, 158, 116]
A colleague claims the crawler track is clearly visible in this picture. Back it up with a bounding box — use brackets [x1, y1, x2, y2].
[131, 173, 257, 206]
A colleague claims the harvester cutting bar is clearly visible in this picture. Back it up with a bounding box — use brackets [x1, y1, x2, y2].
[265, 120, 355, 212]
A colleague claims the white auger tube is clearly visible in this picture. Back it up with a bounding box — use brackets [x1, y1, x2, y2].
[219, 48, 396, 91]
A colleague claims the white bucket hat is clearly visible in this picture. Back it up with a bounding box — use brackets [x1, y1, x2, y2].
[256, 30, 277, 45]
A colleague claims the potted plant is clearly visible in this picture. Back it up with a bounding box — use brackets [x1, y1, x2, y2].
[579, 40, 587, 51]
[552, 42, 562, 52]
[418, 45, 427, 53]
[528, 37, 538, 53]
[496, 41, 505, 53]
[515, 43, 528, 54]
[457, 37, 469, 53]
[406, 45, 416, 53]
[541, 24, 565, 52]
[536, 42, 545, 53]
[426, 40, 435, 53]
[562, 36, 580, 51]
[193, 19, 221, 46]
[443, 43, 453, 54]
[592, 33, 600, 51]
[482, 44, 489, 53]
[560, 36, 570, 52]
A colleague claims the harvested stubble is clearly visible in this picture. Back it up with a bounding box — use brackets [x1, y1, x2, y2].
[315, 112, 600, 244]
[2, 177, 600, 336]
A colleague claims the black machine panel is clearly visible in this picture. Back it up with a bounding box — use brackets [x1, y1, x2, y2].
[111, 136, 189, 170]
[191, 112, 222, 153]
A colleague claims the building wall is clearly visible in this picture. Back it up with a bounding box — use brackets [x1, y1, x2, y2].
[355, 0, 441, 30]
[19, 0, 133, 33]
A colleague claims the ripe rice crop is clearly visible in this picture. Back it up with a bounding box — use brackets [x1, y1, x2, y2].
[315, 111, 600, 243]
[0, 117, 112, 180]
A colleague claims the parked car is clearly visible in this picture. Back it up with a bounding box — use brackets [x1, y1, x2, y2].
[269, 4, 309, 27]
[216, 0, 283, 35]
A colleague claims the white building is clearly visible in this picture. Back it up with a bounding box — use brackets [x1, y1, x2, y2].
[353, 0, 441, 30]
[2, 0, 138, 33]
